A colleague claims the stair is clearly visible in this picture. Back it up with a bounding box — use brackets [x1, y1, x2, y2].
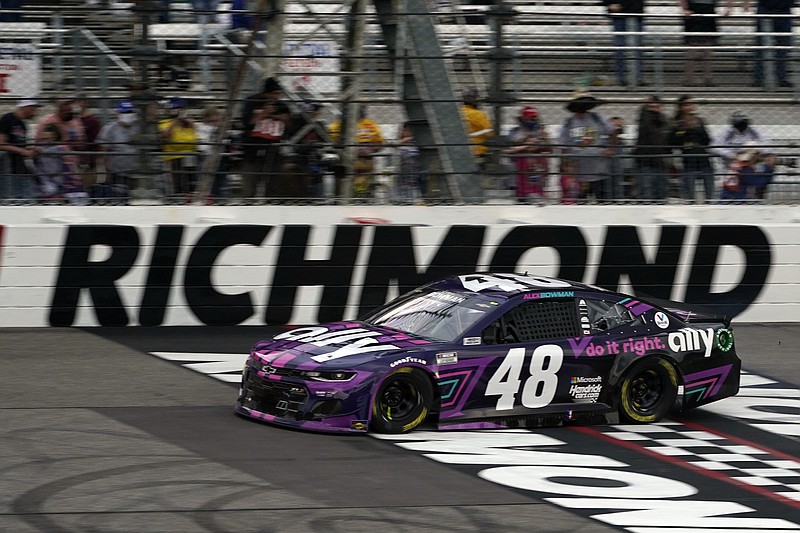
[374, 0, 482, 202]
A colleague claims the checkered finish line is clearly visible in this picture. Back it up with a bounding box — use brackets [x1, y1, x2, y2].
[602, 422, 800, 506]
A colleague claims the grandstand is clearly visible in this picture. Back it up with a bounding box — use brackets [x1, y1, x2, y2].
[1, 0, 798, 203]
[7, 2, 798, 105]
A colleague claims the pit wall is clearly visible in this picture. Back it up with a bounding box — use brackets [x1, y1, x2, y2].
[1, 205, 797, 327]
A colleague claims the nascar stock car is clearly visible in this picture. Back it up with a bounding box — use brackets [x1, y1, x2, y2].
[235, 273, 740, 434]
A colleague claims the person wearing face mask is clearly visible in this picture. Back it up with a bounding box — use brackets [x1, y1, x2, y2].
[711, 111, 771, 169]
[711, 110, 773, 198]
[34, 98, 87, 182]
[96, 101, 141, 198]
[159, 97, 199, 199]
[33, 123, 89, 205]
[505, 106, 551, 204]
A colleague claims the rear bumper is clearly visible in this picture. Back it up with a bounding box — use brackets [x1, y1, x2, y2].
[680, 350, 741, 410]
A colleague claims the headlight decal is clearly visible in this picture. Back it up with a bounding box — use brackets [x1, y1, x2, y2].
[299, 370, 357, 382]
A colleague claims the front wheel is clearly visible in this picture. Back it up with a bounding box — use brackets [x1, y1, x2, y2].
[371, 368, 433, 434]
[618, 358, 678, 423]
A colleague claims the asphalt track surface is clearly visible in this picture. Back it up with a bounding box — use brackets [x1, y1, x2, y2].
[1, 324, 798, 533]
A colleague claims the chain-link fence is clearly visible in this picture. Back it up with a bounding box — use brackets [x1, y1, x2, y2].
[0, 0, 798, 205]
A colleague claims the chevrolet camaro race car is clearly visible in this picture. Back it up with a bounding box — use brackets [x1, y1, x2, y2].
[235, 273, 740, 434]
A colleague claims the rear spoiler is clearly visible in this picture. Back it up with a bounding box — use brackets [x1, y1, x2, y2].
[641, 296, 732, 328]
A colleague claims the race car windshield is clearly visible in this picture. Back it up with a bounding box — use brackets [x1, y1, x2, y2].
[363, 289, 492, 342]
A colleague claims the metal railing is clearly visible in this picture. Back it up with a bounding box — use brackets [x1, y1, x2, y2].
[1, 3, 799, 205]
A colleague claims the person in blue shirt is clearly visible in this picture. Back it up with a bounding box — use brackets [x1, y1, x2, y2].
[744, 0, 795, 87]
[230, 0, 252, 31]
[602, 0, 646, 87]
[157, 0, 171, 23]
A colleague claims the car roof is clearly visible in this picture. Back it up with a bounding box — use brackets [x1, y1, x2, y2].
[422, 273, 604, 299]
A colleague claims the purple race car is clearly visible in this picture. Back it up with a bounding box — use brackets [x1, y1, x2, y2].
[235, 273, 740, 433]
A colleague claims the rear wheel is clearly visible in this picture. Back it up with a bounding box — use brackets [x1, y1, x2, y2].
[371, 368, 433, 434]
[618, 358, 678, 423]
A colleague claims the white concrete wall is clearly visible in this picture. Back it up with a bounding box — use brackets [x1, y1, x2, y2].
[0, 204, 797, 326]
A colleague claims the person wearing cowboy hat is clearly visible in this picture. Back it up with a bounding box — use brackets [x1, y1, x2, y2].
[557, 89, 616, 202]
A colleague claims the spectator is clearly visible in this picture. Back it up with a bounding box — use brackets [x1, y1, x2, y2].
[633, 95, 671, 202]
[460, 87, 493, 176]
[0, 0, 24, 22]
[557, 89, 616, 202]
[34, 123, 88, 205]
[34, 123, 64, 201]
[603, 0, 646, 86]
[720, 143, 775, 200]
[505, 105, 551, 203]
[328, 107, 385, 198]
[559, 159, 580, 204]
[96, 101, 142, 195]
[158, 0, 171, 23]
[608, 116, 628, 200]
[744, 0, 795, 88]
[192, 0, 220, 22]
[0, 99, 39, 202]
[668, 95, 714, 202]
[711, 110, 770, 166]
[395, 121, 425, 204]
[195, 105, 229, 203]
[230, 0, 253, 42]
[240, 76, 289, 199]
[35, 98, 87, 161]
[680, 0, 732, 86]
[290, 102, 330, 200]
[74, 93, 103, 191]
[711, 112, 773, 198]
[159, 97, 199, 198]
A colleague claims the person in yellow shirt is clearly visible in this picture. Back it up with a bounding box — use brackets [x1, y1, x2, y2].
[461, 87, 493, 161]
[328, 108, 384, 197]
[159, 97, 199, 198]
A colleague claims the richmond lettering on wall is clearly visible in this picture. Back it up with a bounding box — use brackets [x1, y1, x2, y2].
[47, 224, 771, 327]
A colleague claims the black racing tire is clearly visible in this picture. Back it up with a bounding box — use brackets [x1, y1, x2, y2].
[618, 357, 678, 424]
[371, 367, 433, 434]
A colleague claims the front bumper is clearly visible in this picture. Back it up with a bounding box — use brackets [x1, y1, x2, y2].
[235, 368, 372, 433]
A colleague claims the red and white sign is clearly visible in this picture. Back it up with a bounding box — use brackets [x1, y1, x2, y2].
[0, 41, 42, 97]
[281, 41, 340, 95]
